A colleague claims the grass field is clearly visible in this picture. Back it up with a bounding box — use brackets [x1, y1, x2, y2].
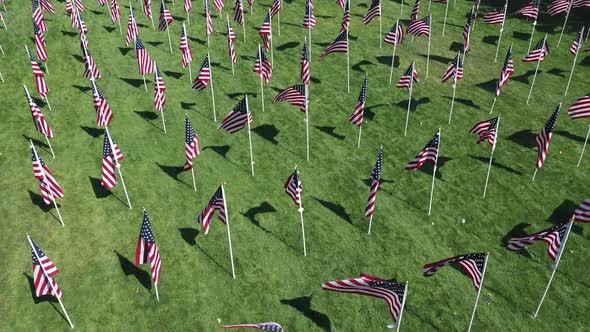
[1, 0, 590, 330]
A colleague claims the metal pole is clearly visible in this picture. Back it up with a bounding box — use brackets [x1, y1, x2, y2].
[428, 128, 440, 216]
[305, 85, 310, 161]
[576, 125, 590, 167]
[556, 1, 572, 48]
[246, 95, 255, 176]
[221, 184, 237, 279]
[467, 254, 489, 332]
[442, 0, 449, 36]
[299, 207, 307, 256]
[527, 21, 537, 53]
[564, 27, 583, 96]
[526, 58, 541, 104]
[426, 16, 432, 78]
[483, 117, 500, 198]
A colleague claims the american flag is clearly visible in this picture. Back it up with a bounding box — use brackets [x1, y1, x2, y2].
[91, 80, 114, 126]
[410, 0, 420, 20]
[285, 166, 303, 207]
[363, 0, 381, 24]
[99, 0, 109, 5]
[319, 31, 348, 61]
[76, 13, 89, 35]
[350, 75, 367, 126]
[469, 117, 498, 146]
[65, 0, 74, 14]
[31, 147, 64, 204]
[197, 186, 227, 234]
[406, 16, 430, 37]
[365, 146, 382, 218]
[405, 129, 439, 170]
[535, 105, 560, 169]
[384, 21, 403, 45]
[159, 0, 173, 31]
[303, 0, 316, 29]
[227, 20, 237, 64]
[336, 0, 346, 7]
[110, 0, 121, 24]
[32, 0, 47, 33]
[34, 22, 48, 63]
[483, 6, 505, 24]
[574, 199, 590, 222]
[27, 48, 49, 98]
[40, 0, 55, 14]
[301, 40, 310, 85]
[272, 85, 306, 111]
[183, 114, 201, 170]
[570, 28, 583, 55]
[423, 253, 487, 291]
[507, 221, 569, 262]
[522, 37, 549, 62]
[214, 0, 224, 12]
[463, 10, 474, 53]
[254, 45, 272, 84]
[247, 0, 253, 11]
[30, 237, 63, 299]
[259, 12, 272, 52]
[83, 49, 102, 79]
[220, 97, 252, 133]
[496, 46, 514, 97]
[222, 322, 284, 332]
[154, 64, 166, 112]
[101, 131, 124, 190]
[26, 89, 53, 138]
[125, 7, 139, 47]
[143, 0, 152, 19]
[180, 25, 193, 68]
[568, 93, 590, 119]
[516, 0, 540, 20]
[185, 0, 193, 12]
[68, 4, 80, 28]
[65, 0, 84, 13]
[205, 0, 213, 36]
[547, 0, 569, 15]
[135, 210, 162, 285]
[340, 0, 350, 33]
[396, 63, 419, 89]
[136, 36, 155, 75]
[270, 0, 281, 17]
[322, 274, 407, 322]
[192, 55, 212, 91]
[441, 54, 463, 83]
[234, 0, 244, 25]
[572, 0, 590, 7]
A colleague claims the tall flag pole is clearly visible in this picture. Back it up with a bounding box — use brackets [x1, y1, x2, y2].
[185, 0, 192, 24]
[154, 62, 167, 133]
[556, 0, 573, 47]
[227, 15, 237, 75]
[490, 44, 514, 114]
[27, 235, 74, 328]
[365, 145, 382, 234]
[533, 103, 560, 181]
[305, 84, 310, 160]
[180, 23, 194, 82]
[532, 217, 574, 318]
[24, 84, 55, 158]
[284, 165, 306, 256]
[442, 0, 450, 36]
[301, 36, 310, 86]
[233, 0, 246, 42]
[426, 15, 432, 78]
[516, 0, 541, 53]
[219, 97, 255, 175]
[303, 0, 316, 60]
[0, 11, 6, 30]
[257, 44, 264, 112]
[524, 34, 549, 105]
[245, 95, 254, 175]
[567, 94, 590, 166]
[404, 129, 440, 215]
[221, 184, 236, 279]
[463, 7, 473, 58]
[444, 52, 463, 124]
[26, 45, 51, 110]
[90, 78, 114, 127]
[104, 127, 132, 209]
[272, 85, 309, 160]
[469, 117, 500, 197]
[488, 0, 508, 62]
[467, 253, 489, 332]
[159, 0, 174, 53]
[564, 26, 584, 96]
[30, 141, 64, 225]
[385, 19, 403, 85]
[110, 0, 123, 35]
[191, 54, 216, 121]
[270, 0, 281, 36]
[135, 209, 162, 301]
[183, 113, 201, 191]
[396, 62, 419, 136]
[350, 73, 368, 147]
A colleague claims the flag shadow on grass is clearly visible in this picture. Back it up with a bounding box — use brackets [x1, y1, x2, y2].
[449, 42, 464, 53]
[554, 130, 586, 143]
[27, 190, 62, 224]
[178, 228, 200, 246]
[146, 41, 163, 47]
[119, 47, 132, 56]
[501, 223, 534, 259]
[313, 197, 353, 224]
[280, 296, 331, 332]
[482, 35, 499, 45]
[352, 60, 375, 73]
[547, 200, 585, 237]
[475, 79, 497, 93]
[507, 130, 537, 149]
[188, 36, 206, 45]
[72, 84, 92, 93]
[252, 125, 280, 145]
[315, 126, 346, 140]
[376, 55, 400, 68]
[512, 70, 542, 84]
[580, 57, 590, 67]
[395, 97, 431, 112]
[122, 78, 151, 89]
[156, 163, 186, 183]
[180, 102, 197, 110]
[23, 135, 50, 151]
[242, 202, 299, 252]
[89, 177, 130, 207]
[443, 96, 482, 110]
[71, 54, 85, 64]
[469, 155, 522, 175]
[61, 30, 78, 37]
[114, 251, 152, 291]
[512, 31, 531, 40]
[30, 97, 48, 108]
[547, 68, 567, 78]
[418, 157, 452, 180]
[80, 126, 104, 138]
[277, 42, 300, 51]
[163, 71, 184, 80]
[203, 145, 231, 159]
[418, 53, 450, 65]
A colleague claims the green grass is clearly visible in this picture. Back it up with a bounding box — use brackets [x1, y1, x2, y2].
[1, 0, 590, 330]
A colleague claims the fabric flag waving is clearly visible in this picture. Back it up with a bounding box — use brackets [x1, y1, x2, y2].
[363, 0, 381, 25]
[183, 114, 201, 170]
[159, 0, 174, 31]
[406, 16, 430, 37]
[110, 0, 121, 24]
[273, 85, 306, 111]
[154, 64, 166, 112]
[222, 323, 284, 331]
[285, 166, 303, 207]
[82, 45, 101, 79]
[135, 37, 155, 75]
[410, 0, 420, 20]
[91, 80, 114, 127]
[31, 147, 64, 204]
[30, 237, 63, 299]
[301, 39, 310, 85]
[26, 90, 53, 138]
[496, 46, 514, 97]
[197, 186, 227, 234]
[350, 75, 367, 126]
[270, 0, 281, 17]
[570, 29, 583, 55]
[405, 129, 439, 170]
[259, 12, 272, 52]
[507, 221, 569, 261]
[205, 0, 213, 36]
[234, 0, 244, 25]
[32, 0, 48, 32]
[40, 0, 56, 14]
[319, 31, 348, 61]
[303, 0, 316, 29]
[396, 63, 419, 89]
[516, 0, 540, 20]
[535, 105, 559, 169]
[384, 21, 403, 45]
[27, 48, 49, 98]
[423, 253, 487, 290]
[522, 38, 550, 62]
[574, 199, 590, 222]
[341, 0, 350, 33]
[441, 54, 463, 83]
[180, 25, 193, 68]
[214, 0, 224, 12]
[33, 22, 48, 63]
[483, 6, 505, 24]
[227, 20, 237, 64]
[365, 146, 382, 218]
[125, 7, 139, 46]
[568, 93, 590, 119]
[469, 117, 498, 145]
[254, 46, 272, 84]
[135, 210, 162, 290]
[547, 0, 569, 15]
[463, 9, 474, 53]
[192, 55, 212, 91]
[143, 0, 153, 19]
[219, 97, 252, 133]
[101, 131, 124, 190]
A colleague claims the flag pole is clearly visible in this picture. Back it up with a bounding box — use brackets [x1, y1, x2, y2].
[30, 141, 64, 226]
[227, 16, 234, 76]
[564, 26, 583, 96]
[44, 95, 52, 111]
[483, 117, 500, 198]
[221, 184, 237, 279]
[187, 7, 190, 24]
[346, 29, 350, 93]
[242, 12, 247, 42]
[44, 61, 50, 75]
[245, 95, 255, 176]
[162, 0, 173, 53]
[556, 0, 572, 48]
[527, 20, 537, 53]
[149, 5, 156, 30]
[404, 62, 414, 137]
[368, 215, 373, 234]
[494, 0, 508, 62]
[118, 13, 123, 35]
[0, 44, 5, 55]
[388, 20, 399, 85]
[206, 52, 217, 122]
[467, 253, 489, 332]
[379, 0, 382, 48]
[24, 85, 55, 158]
[305, 84, 310, 161]
[105, 127, 132, 209]
[428, 128, 440, 216]
[308, 28, 312, 63]
[448, 52, 460, 124]
[269, 8, 274, 66]
[490, 97, 496, 114]
[184, 24, 193, 82]
[357, 125, 362, 148]
[155, 61, 167, 134]
[257, 45, 265, 113]
[526, 34, 545, 105]
[278, 0, 281, 36]
[26, 235, 74, 328]
[576, 125, 590, 167]
[532, 168, 538, 181]
[532, 217, 574, 318]
[0, 68, 4, 83]
[154, 282, 160, 301]
[442, 0, 449, 36]
[298, 171, 307, 257]
[426, 15, 432, 79]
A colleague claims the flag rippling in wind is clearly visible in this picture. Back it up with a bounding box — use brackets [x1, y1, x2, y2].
[26, 91, 53, 138]
[135, 210, 162, 285]
[27, 48, 49, 98]
[469, 117, 498, 146]
[40, 0, 55, 14]
[396, 63, 419, 89]
[183, 114, 201, 170]
[574, 199, 590, 222]
[384, 21, 403, 45]
[423, 253, 487, 290]
[496, 46, 514, 96]
[568, 93, 590, 119]
[301, 41, 310, 85]
[523, 37, 550, 62]
[197, 186, 227, 234]
[32, 0, 48, 32]
[83, 49, 101, 79]
[349, 75, 367, 126]
[234, 0, 244, 25]
[407, 16, 429, 37]
[192, 55, 212, 91]
[273, 85, 306, 111]
[405, 129, 439, 170]
[285, 166, 302, 207]
[516, 0, 540, 20]
[441, 54, 463, 83]
[32, 147, 64, 204]
[125, 7, 139, 47]
[180, 26, 193, 68]
[159, 0, 173, 31]
[154, 64, 166, 112]
[319, 31, 348, 60]
[463, 9, 474, 53]
[259, 12, 272, 52]
[483, 6, 505, 24]
[101, 131, 124, 190]
[363, 0, 381, 25]
[205, 0, 213, 36]
[570, 28, 583, 55]
[547, 0, 569, 15]
[303, 0, 316, 29]
[34, 22, 48, 63]
[92, 81, 114, 126]
[507, 221, 569, 261]
[365, 146, 382, 218]
[220, 97, 252, 133]
[30, 238, 63, 299]
[136, 36, 155, 75]
[341, 0, 350, 33]
[535, 105, 559, 169]
[110, 0, 121, 24]
[410, 0, 420, 20]
[270, 0, 281, 17]
[227, 20, 237, 64]
[254, 45, 272, 84]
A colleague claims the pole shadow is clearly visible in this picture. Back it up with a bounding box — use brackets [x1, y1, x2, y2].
[469, 155, 522, 175]
[312, 197, 353, 224]
[314, 126, 345, 140]
[156, 163, 185, 183]
[507, 130, 537, 149]
[114, 251, 152, 291]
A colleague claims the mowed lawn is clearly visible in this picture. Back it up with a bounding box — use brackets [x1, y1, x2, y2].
[1, 0, 589, 330]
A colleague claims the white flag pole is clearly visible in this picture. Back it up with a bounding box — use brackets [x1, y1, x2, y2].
[448, 52, 460, 124]
[44, 135, 56, 159]
[576, 124, 590, 167]
[400, 0, 404, 15]
[532, 168, 538, 181]
[106, 127, 132, 209]
[162, 0, 173, 53]
[379, 0, 382, 48]
[44, 61, 50, 75]
[442, 0, 450, 36]
[208, 52, 218, 122]
[184, 24, 194, 82]
[30, 141, 64, 226]
[428, 128, 440, 216]
[270, 9, 274, 66]
[426, 15, 432, 79]
[490, 97, 497, 114]
[483, 117, 500, 198]
[257, 45, 265, 113]
[242, 11, 247, 42]
[494, 0, 508, 62]
[0, 68, 4, 83]
[467, 253, 489, 332]
[404, 62, 414, 137]
[346, 29, 350, 93]
[246, 95, 255, 176]
[227, 16, 234, 76]
[526, 35, 546, 105]
[149, 5, 156, 30]
[118, 14, 123, 35]
[278, 0, 281, 36]
[527, 20, 537, 53]
[308, 27, 312, 61]
[368, 215, 374, 234]
[26, 235, 74, 328]
[556, 0, 572, 48]
[388, 20, 399, 85]
[357, 125, 363, 148]
[25, 85, 56, 158]
[154, 282, 160, 301]
[305, 84, 310, 161]
[0, 44, 5, 55]
[154, 61, 167, 134]
[221, 184, 237, 279]
[564, 26, 583, 96]
[387, 281, 409, 331]
[532, 218, 574, 318]
[298, 175, 307, 257]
